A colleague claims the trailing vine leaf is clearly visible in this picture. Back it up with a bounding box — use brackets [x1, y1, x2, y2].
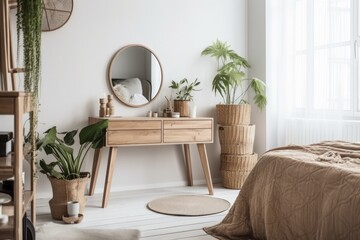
[17, 0, 43, 135]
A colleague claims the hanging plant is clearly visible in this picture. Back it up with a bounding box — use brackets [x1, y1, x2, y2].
[16, 0, 42, 124]
[16, 0, 42, 169]
[16, 0, 42, 157]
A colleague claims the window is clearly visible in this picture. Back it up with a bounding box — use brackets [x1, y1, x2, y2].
[293, 0, 357, 116]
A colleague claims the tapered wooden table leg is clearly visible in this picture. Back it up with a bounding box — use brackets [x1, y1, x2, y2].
[89, 148, 102, 196]
[102, 147, 118, 208]
[183, 144, 193, 186]
[197, 143, 214, 195]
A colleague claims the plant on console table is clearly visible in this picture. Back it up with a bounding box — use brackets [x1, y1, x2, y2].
[38, 119, 108, 220]
[169, 78, 201, 117]
[201, 40, 267, 189]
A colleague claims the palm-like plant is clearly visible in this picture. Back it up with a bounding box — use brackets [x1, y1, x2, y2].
[38, 119, 108, 180]
[201, 40, 266, 110]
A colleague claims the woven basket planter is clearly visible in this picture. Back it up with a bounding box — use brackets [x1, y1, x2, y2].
[220, 153, 258, 171]
[216, 104, 251, 125]
[48, 173, 89, 220]
[174, 100, 190, 117]
[218, 125, 255, 154]
[221, 153, 257, 189]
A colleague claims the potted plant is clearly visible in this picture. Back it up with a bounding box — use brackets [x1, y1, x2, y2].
[169, 78, 201, 117]
[201, 39, 266, 125]
[201, 40, 266, 189]
[37, 119, 108, 220]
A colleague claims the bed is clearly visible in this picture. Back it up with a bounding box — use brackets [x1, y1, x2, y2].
[204, 141, 360, 240]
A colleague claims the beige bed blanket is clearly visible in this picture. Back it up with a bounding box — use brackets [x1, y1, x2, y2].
[204, 141, 360, 240]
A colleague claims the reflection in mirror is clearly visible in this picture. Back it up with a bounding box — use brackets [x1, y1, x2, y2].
[108, 45, 163, 107]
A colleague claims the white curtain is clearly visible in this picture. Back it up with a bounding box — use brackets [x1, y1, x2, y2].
[267, 0, 360, 147]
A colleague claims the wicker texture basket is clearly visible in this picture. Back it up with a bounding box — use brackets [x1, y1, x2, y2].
[174, 100, 190, 117]
[221, 170, 251, 189]
[48, 176, 89, 220]
[216, 104, 251, 125]
[220, 153, 258, 171]
[221, 153, 258, 188]
[218, 125, 255, 154]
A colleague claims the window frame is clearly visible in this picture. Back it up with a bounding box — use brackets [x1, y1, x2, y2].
[293, 0, 360, 119]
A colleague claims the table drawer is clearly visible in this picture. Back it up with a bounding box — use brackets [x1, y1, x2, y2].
[163, 129, 212, 143]
[164, 120, 212, 129]
[107, 130, 161, 145]
[108, 120, 161, 130]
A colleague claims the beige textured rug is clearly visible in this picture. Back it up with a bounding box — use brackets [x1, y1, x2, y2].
[36, 223, 140, 240]
[147, 195, 230, 216]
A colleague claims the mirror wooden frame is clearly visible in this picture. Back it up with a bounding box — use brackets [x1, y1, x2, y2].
[108, 44, 163, 108]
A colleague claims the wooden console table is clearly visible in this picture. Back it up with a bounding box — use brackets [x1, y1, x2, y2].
[88, 117, 214, 208]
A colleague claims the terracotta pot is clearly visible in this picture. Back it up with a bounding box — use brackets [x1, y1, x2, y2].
[48, 173, 90, 220]
[216, 104, 251, 125]
[173, 100, 190, 117]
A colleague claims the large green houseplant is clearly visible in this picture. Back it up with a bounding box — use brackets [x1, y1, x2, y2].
[202, 40, 267, 125]
[201, 39, 266, 108]
[202, 40, 265, 189]
[37, 119, 108, 220]
[169, 78, 201, 117]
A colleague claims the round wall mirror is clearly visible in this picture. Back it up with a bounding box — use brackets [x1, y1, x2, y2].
[108, 44, 163, 107]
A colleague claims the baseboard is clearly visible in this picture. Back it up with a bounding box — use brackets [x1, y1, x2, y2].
[36, 177, 222, 199]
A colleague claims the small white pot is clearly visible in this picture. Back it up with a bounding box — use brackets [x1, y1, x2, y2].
[67, 201, 80, 217]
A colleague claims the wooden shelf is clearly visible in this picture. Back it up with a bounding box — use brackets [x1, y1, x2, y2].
[0, 91, 36, 240]
[0, 216, 14, 240]
[0, 153, 13, 180]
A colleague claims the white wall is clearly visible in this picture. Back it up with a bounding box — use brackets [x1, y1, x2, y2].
[248, 0, 267, 155]
[28, 0, 248, 197]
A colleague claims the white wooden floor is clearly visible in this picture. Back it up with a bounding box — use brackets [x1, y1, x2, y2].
[35, 184, 240, 240]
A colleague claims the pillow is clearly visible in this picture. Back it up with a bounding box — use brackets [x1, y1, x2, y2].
[121, 78, 143, 95]
[113, 84, 131, 103]
[129, 93, 149, 105]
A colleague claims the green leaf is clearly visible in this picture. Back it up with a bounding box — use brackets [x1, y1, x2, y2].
[63, 130, 78, 145]
[79, 119, 108, 148]
[250, 78, 267, 110]
[201, 39, 231, 62]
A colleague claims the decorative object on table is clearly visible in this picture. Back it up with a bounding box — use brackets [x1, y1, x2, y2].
[169, 78, 201, 117]
[202, 39, 267, 189]
[108, 44, 163, 108]
[189, 103, 197, 118]
[0, 192, 11, 224]
[0, 132, 13, 157]
[37, 119, 108, 220]
[171, 112, 180, 118]
[106, 94, 115, 116]
[99, 98, 107, 117]
[99, 94, 115, 117]
[41, 0, 73, 32]
[147, 195, 230, 216]
[36, 223, 140, 240]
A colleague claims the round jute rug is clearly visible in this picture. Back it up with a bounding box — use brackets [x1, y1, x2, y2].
[147, 195, 230, 216]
